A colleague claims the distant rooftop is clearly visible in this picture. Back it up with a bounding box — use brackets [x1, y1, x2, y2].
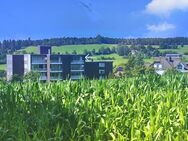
[165, 54, 182, 58]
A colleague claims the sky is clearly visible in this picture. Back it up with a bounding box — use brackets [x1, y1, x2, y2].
[0, 0, 188, 40]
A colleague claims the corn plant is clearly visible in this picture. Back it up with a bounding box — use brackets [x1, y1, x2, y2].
[0, 74, 188, 140]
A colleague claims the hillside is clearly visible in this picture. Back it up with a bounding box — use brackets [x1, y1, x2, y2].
[159, 45, 188, 54]
[18, 44, 117, 54]
[19, 44, 188, 55]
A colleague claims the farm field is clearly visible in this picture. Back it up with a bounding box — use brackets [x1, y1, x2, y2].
[0, 74, 188, 140]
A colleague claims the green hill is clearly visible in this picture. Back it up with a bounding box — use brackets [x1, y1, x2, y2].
[19, 44, 117, 54]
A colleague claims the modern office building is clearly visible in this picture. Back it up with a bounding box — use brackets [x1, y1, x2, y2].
[7, 46, 113, 81]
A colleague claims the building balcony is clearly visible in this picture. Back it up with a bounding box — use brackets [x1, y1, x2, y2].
[32, 61, 47, 64]
[50, 77, 63, 81]
[50, 61, 62, 64]
[71, 69, 84, 72]
[50, 69, 63, 72]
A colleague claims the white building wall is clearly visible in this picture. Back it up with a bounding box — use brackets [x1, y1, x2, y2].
[156, 70, 165, 75]
[7, 55, 13, 81]
[24, 54, 31, 75]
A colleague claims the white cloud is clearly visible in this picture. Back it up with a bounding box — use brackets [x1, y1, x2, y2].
[147, 22, 175, 32]
[146, 0, 188, 16]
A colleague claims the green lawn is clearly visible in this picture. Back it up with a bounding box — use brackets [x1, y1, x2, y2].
[19, 46, 38, 54]
[19, 44, 117, 54]
[53, 44, 117, 54]
[0, 64, 6, 71]
[93, 54, 128, 67]
[93, 53, 154, 67]
[20, 44, 188, 55]
[159, 45, 188, 54]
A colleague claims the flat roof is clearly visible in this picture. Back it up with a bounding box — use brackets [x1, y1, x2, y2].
[86, 60, 113, 63]
[9, 54, 86, 56]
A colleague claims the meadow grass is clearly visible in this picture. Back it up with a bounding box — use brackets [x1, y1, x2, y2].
[159, 45, 188, 54]
[20, 44, 117, 54]
[53, 44, 117, 54]
[0, 64, 6, 71]
[0, 74, 188, 140]
[19, 44, 188, 55]
[20, 46, 38, 53]
[93, 54, 154, 66]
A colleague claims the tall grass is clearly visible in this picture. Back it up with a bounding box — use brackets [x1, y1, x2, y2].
[0, 74, 188, 140]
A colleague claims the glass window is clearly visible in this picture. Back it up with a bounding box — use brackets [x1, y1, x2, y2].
[50, 56, 62, 63]
[71, 64, 84, 70]
[71, 71, 83, 76]
[50, 64, 62, 71]
[177, 64, 182, 69]
[32, 64, 47, 71]
[99, 69, 105, 74]
[50, 72, 62, 79]
[73, 56, 83, 61]
[154, 63, 162, 69]
[32, 55, 47, 64]
[99, 63, 105, 68]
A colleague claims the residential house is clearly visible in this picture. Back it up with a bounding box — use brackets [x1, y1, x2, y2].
[151, 54, 188, 75]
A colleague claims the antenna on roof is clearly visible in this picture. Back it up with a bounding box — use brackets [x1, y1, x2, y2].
[85, 54, 90, 61]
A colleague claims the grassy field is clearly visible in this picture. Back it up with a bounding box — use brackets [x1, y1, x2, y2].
[0, 64, 6, 71]
[1, 74, 188, 140]
[20, 46, 38, 53]
[20, 44, 188, 54]
[159, 45, 188, 54]
[20, 44, 117, 54]
[53, 44, 117, 54]
[94, 54, 128, 66]
[93, 54, 154, 67]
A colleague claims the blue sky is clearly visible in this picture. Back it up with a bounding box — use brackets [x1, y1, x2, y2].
[0, 0, 188, 40]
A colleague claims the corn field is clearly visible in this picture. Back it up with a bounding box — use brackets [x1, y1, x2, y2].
[0, 74, 188, 140]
